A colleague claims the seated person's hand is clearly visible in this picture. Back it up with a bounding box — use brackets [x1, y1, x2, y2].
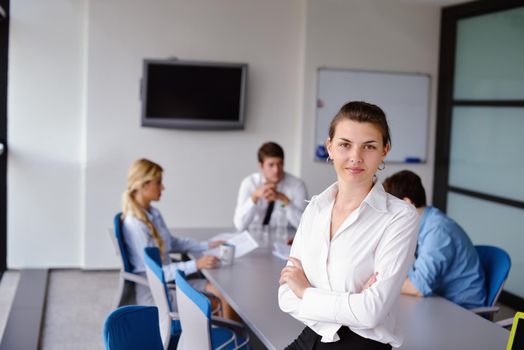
[274, 191, 290, 206]
[263, 185, 278, 202]
[208, 240, 226, 249]
[258, 184, 290, 206]
[196, 255, 219, 270]
[251, 183, 277, 203]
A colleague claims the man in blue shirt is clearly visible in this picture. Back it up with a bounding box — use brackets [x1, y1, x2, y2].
[383, 170, 486, 309]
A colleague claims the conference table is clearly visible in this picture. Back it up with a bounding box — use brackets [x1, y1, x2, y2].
[180, 227, 509, 350]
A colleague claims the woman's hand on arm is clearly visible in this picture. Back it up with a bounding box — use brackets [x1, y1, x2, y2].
[361, 272, 378, 292]
[279, 257, 311, 299]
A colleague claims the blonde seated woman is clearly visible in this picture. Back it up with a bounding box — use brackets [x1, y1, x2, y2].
[121, 158, 236, 319]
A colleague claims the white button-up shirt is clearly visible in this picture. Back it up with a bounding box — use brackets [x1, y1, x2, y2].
[278, 182, 418, 346]
[233, 172, 308, 231]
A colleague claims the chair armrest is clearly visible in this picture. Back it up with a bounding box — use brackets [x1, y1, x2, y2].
[202, 291, 223, 316]
[496, 317, 513, 328]
[470, 306, 500, 315]
[121, 272, 148, 286]
[202, 291, 221, 302]
[169, 252, 183, 261]
[211, 316, 244, 331]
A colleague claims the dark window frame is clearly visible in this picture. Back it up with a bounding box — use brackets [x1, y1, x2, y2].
[0, 0, 9, 277]
[434, 0, 524, 310]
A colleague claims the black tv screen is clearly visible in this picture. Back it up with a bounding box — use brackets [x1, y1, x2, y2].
[141, 59, 247, 130]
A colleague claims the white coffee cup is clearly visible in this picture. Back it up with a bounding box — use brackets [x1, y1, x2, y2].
[219, 243, 235, 266]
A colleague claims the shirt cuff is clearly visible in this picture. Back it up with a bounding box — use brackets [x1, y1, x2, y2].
[299, 288, 343, 324]
[164, 260, 199, 281]
[292, 288, 343, 342]
[407, 269, 433, 296]
[184, 260, 199, 275]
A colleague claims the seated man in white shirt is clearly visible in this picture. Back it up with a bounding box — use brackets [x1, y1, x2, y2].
[234, 142, 308, 232]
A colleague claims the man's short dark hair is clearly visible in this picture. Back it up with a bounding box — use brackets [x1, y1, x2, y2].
[383, 170, 427, 208]
[257, 142, 284, 163]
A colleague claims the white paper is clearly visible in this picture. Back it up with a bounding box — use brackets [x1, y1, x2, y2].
[272, 242, 291, 261]
[207, 231, 259, 258]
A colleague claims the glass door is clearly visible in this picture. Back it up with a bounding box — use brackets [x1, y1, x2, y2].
[435, 2, 524, 308]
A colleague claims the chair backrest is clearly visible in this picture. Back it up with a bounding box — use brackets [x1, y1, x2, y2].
[475, 245, 511, 307]
[144, 247, 181, 349]
[103, 305, 164, 350]
[175, 269, 212, 350]
[113, 212, 133, 273]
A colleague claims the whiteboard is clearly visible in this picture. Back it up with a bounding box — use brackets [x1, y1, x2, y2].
[315, 68, 430, 163]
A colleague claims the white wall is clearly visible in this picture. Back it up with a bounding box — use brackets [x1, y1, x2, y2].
[300, 0, 440, 199]
[82, 0, 305, 268]
[8, 0, 86, 267]
[8, 0, 440, 268]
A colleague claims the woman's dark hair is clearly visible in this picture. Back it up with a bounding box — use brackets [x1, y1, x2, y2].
[383, 170, 427, 208]
[328, 101, 391, 148]
[257, 142, 284, 163]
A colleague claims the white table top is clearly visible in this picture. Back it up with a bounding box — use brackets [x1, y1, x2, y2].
[178, 227, 509, 350]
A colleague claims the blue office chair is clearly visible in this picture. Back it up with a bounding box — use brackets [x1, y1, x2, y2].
[470, 245, 511, 319]
[103, 305, 164, 350]
[175, 269, 249, 350]
[109, 212, 149, 308]
[144, 247, 182, 350]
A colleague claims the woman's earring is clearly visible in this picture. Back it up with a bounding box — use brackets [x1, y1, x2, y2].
[378, 161, 386, 171]
[326, 155, 333, 163]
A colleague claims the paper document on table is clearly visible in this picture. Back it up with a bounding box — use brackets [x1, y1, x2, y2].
[272, 242, 291, 260]
[207, 231, 259, 258]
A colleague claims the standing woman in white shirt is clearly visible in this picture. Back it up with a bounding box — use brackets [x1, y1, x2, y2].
[279, 101, 419, 349]
[121, 159, 236, 317]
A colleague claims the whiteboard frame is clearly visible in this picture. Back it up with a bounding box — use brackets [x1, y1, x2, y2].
[314, 67, 431, 164]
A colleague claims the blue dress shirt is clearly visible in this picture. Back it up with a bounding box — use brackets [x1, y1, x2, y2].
[122, 206, 209, 282]
[408, 206, 486, 309]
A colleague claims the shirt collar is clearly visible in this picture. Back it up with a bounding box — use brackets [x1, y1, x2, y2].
[311, 180, 388, 213]
[365, 181, 388, 213]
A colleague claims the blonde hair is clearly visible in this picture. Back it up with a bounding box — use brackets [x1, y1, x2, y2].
[122, 158, 165, 258]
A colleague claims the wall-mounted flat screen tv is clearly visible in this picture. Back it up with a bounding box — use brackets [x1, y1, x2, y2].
[141, 59, 247, 130]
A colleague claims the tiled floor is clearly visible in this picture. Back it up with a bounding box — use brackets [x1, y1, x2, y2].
[0, 269, 519, 349]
